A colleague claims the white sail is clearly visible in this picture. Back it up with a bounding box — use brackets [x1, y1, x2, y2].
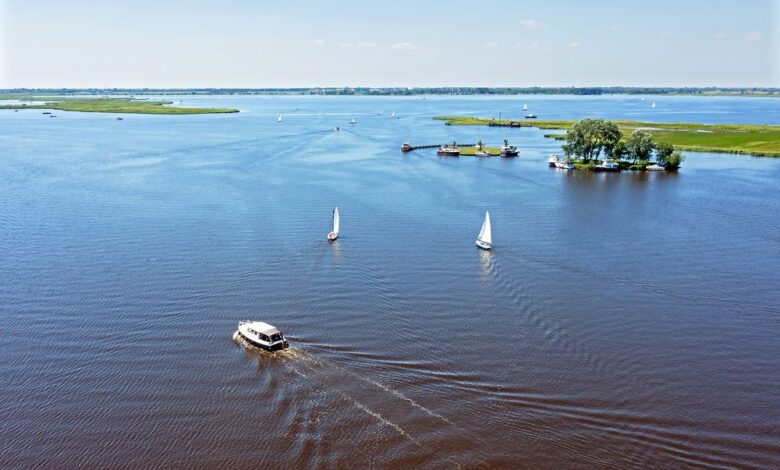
[332, 207, 340, 235]
[651, 102, 656, 108]
[277, 115, 283, 122]
[391, 111, 395, 117]
[523, 104, 528, 111]
[478, 211, 492, 244]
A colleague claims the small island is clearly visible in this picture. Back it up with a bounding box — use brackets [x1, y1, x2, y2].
[0, 97, 239, 114]
[434, 116, 780, 157]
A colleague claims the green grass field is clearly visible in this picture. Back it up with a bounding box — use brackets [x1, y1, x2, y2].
[434, 116, 780, 157]
[0, 97, 238, 114]
[458, 146, 502, 156]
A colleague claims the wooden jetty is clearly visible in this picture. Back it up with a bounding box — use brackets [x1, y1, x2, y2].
[401, 143, 476, 152]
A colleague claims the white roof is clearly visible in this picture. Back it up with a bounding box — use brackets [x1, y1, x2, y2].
[244, 321, 280, 335]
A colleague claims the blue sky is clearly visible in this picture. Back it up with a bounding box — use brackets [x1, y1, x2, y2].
[1, 0, 777, 87]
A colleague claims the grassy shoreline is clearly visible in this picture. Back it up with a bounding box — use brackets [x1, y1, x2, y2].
[0, 97, 238, 115]
[434, 116, 780, 157]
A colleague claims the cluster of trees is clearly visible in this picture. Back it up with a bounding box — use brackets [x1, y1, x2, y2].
[562, 118, 685, 170]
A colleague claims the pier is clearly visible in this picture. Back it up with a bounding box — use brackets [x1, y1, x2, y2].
[401, 143, 476, 152]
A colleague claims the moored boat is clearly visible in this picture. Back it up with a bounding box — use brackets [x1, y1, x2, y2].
[437, 145, 460, 157]
[401, 142, 413, 152]
[235, 321, 288, 351]
[475, 150, 491, 157]
[594, 159, 620, 172]
[500, 143, 519, 157]
[525, 114, 538, 119]
[555, 159, 574, 170]
[646, 163, 665, 171]
[548, 154, 560, 167]
[476, 211, 493, 250]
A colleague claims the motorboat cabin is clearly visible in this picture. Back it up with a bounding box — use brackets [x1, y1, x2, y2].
[236, 321, 289, 351]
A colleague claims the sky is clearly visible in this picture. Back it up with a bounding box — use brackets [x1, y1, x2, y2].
[1, 0, 778, 88]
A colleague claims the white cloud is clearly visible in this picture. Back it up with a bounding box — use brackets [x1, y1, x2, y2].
[389, 42, 418, 50]
[339, 42, 354, 48]
[519, 19, 545, 30]
[745, 32, 762, 42]
[568, 42, 580, 48]
[714, 32, 727, 39]
[484, 42, 499, 48]
[311, 38, 326, 45]
[356, 42, 377, 48]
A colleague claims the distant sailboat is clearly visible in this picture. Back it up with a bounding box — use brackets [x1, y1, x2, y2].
[523, 104, 528, 111]
[651, 102, 656, 108]
[391, 111, 396, 118]
[277, 115, 283, 122]
[327, 207, 340, 241]
[350, 118, 356, 124]
[476, 211, 492, 250]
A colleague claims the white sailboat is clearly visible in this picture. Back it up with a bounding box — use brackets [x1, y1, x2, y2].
[391, 111, 396, 118]
[476, 211, 492, 250]
[327, 207, 340, 241]
[651, 102, 656, 108]
[277, 115, 283, 122]
[523, 103, 529, 111]
[350, 118, 356, 124]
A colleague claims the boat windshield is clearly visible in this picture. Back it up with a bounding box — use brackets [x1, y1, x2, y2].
[270, 333, 284, 342]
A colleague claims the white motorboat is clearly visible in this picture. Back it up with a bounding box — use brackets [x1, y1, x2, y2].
[476, 211, 493, 250]
[555, 159, 574, 170]
[548, 154, 560, 167]
[594, 159, 620, 172]
[327, 207, 340, 241]
[646, 163, 666, 171]
[234, 321, 288, 351]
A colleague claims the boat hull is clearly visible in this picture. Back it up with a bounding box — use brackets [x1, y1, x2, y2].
[237, 330, 288, 351]
[476, 240, 492, 250]
[327, 232, 338, 241]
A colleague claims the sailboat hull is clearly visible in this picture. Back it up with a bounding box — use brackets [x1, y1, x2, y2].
[476, 239, 492, 250]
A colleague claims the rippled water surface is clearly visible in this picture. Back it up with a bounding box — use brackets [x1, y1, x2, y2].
[2, 95, 779, 468]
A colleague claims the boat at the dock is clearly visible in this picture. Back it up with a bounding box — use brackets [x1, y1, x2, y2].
[646, 163, 665, 171]
[548, 154, 560, 167]
[476, 211, 492, 250]
[327, 207, 340, 241]
[437, 145, 460, 157]
[555, 158, 574, 170]
[475, 150, 491, 157]
[594, 159, 620, 172]
[234, 321, 288, 351]
[401, 142, 413, 152]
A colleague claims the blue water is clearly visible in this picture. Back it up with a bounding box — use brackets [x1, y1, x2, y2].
[1, 95, 779, 468]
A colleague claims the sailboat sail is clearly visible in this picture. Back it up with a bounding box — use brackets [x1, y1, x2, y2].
[478, 211, 492, 244]
[332, 207, 340, 235]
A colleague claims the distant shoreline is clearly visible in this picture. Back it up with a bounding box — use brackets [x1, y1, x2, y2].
[0, 97, 238, 115]
[1, 87, 778, 98]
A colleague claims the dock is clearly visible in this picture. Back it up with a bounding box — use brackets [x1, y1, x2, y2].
[401, 143, 476, 152]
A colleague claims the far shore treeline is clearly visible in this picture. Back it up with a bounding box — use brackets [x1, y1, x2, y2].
[1, 87, 779, 97]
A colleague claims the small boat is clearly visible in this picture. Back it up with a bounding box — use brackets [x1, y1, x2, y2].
[555, 159, 574, 170]
[327, 207, 340, 241]
[651, 102, 656, 108]
[401, 143, 413, 152]
[350, 118, 356, 125]
[234, 321, 288, 351]
[548, 154, 560, 167]
[42, 112, 51, 115]
[594, 159, 620, 172]
[646, 163, 665, 171]
[523, 104, 528, 111]
[500, 145, 519, 157]
[335, 126, 341, 132]
[525, 114, 538, 119]
[437, 145, 460, 157]
[475, 150, 491, 157]
[476, 211, 492, 250]
[277, 115, 283, 123]
[116, 117, 124, 121]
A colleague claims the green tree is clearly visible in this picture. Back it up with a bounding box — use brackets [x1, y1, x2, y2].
[563, 118, 622, 162]
[655, 141, 674, 163]
[625, 130, 655, 162]
[609, 140, 627, 160]
[663, 151, 685, 170]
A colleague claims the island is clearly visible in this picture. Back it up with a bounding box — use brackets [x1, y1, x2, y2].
[434, 116, 780, 158]
[0, 97, 239, 114]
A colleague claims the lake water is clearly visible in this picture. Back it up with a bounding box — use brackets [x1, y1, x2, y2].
[1, 95, 779, 468]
